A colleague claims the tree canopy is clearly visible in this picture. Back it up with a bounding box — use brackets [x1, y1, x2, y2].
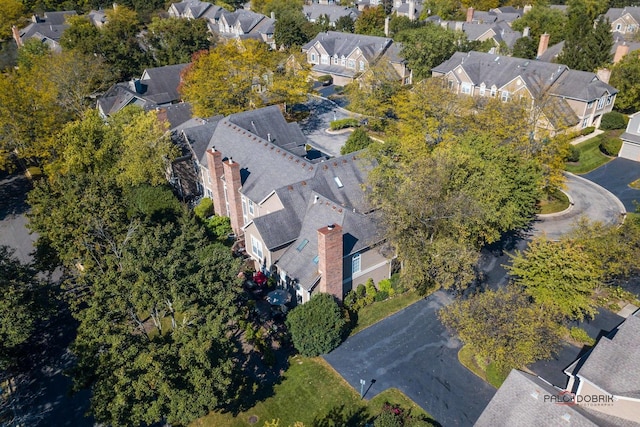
[511, 5, 568, 46]
[354, 5, 386, 37]
[610, 51, 640, 113]
[142, 17, 214, 67]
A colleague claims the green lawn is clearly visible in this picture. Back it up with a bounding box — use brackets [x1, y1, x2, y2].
[458, 345, 508, 389]
[537, 189, 570, 214]
[192, 356, 434, 427]
[350, 290, 423, 336]
[565, 130, 621, 174]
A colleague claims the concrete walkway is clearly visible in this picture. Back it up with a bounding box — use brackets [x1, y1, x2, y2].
[570, 129, 604, 145]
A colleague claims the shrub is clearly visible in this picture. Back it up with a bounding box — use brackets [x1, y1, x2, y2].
[340, 128, 373, 155]
[204, 215, 232, 240]
[580, 126, 595, 136]
[125, 184, 181, 222]
[285, 293, 346, 356]
[318, 74, 332, 85]
[194, 197, 214, 219]
[374, 290, 389, 302]
[565, 145, 581, 162]
[569, 327, 595, 346]
[600, 137, 622, 156]
[390, 273, 406, 294]
[334, 85, 344, 93]
[344, 290, 358, 309]
[356, 283, 366, 298]
[330, 118, 360, 130]
[600, 111, 628, 130]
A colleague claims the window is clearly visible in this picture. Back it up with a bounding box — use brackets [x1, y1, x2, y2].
[597, 96, 606, 109]
[461, 83, 471, 95]
[628, 25, 636, 33]
[341, 57, 346, 66]
[321, 54, 329, 64]
[311, 53, 316, 63]
[248, 199, 254, 215]
[333, 56, 338, 64]
[359, 60, 365, 71]
[606, 95, 613, 106]
[490, 86, 497, 97]
[501, 90, 510, 102]
[251, 236, 263, 260]
[582, 117, 590, 128]
[616, 23, 622, 31]
[447, 80, 454, 90]
[241, 197, 247, 215]
[479, 84, 486, 96]
[206, 189, 212, 198]
[352, 253, 361, 274]
[347, 59, 355, 69]
[587, 100, 595, 109]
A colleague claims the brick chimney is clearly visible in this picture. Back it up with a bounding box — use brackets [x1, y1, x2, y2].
[11, 26, 22, 47]
[317, 224, 343, 301]
[466, 7, 474, 23]
[205, 147, 226, 217]
[614, 43, 630, 63]
[596, 68, 611, 84]
[537, 33, 550, 58]
[223, 158, 244, 236]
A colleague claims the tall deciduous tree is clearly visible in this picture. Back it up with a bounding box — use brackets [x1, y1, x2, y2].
[142, 17, 214, 67]
[511, 5, 568, 46]
[335, 15, 355, 33]
[507, 237, 601, 321]
[610, 53, 640, 113]
[0, 0, 24, 40]
[440, 286, 562, 371]
[354, 5, 386, 37]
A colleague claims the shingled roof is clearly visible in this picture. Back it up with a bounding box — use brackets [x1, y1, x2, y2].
[302, 31, 392, 63]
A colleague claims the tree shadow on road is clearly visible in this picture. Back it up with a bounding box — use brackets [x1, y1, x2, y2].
[0, 172, 32, 221]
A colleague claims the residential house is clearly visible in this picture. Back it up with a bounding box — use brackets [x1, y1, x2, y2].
[605, 6, 640, 38]
[97, 63, 189, 117]
[172, 105, 392, 303]
[87, 9, 107, 28]
[620, 112, 640, 161]
[476, 313, 640, 426]
[392, 0, 421, 21]
[466, 6, 527, 25]
[436, 20, 523, 51]
[302, 31, 411, 86]
[12, 10, 77, 52]
[216, 9, 276, 48]
[302, 4, 359, 26]
[431, 51, 618, 133]
[167, 0, 224, 33]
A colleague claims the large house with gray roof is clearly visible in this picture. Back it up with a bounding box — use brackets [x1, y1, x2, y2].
[302, 31, 411, 86]
[303, 4, 359, 26]
[12, 11, 77, 52]
[432, 51, 618, 133]
[217, 9, 276, 48]
[605, 7, 640, 38]
[477, 313, 640, 426]
[172, 105, 392, 304]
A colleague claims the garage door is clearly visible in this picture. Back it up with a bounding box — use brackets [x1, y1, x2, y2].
[619, 141, 640, 161]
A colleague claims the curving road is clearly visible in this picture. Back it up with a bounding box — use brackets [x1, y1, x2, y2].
[532, 172, 626, 240]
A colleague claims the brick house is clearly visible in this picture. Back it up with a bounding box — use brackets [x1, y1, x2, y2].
[431, 51, 618, 133]
[302, 31, 412, 86]
[172, 105, 393, 303]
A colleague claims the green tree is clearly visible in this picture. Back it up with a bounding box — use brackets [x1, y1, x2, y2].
[0, 0, 25, 40]
[388, 15, 423, 37]
[354, 5, 386, 37]
[143, 17, 214, 67]
[274, 11, 312, 49]
[610, 53, 640, 113]
[285, 293, 346, 357]
[334, 15, 355, 33]
[440, 286, 563, 371]
[16, 38, 50, 69]
[507, 237, 601, 321]
[341, 128, 374, 155]
[422, 0, 463, 21]
[396, 24, 467, 80]
[345, 59, 404, 122]
[511, 36, 538, 59]
[511, 5, 568, 46]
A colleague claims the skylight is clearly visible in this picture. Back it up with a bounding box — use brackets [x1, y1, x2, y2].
[334, 176, 344, 188]
[313, 255, 319, 264]
[296, 239, 309, 251]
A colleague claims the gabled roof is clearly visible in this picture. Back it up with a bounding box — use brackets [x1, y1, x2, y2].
[551, 69, 617, 101]
[19, 10, 77, 46]
[605, 7, 640, 24]
[303, 5, 358, 23]
[302, 31, 392, 63]
[150, 102, 193, 129]
[441, 21, 522, 48]
[220, 10, 274, 35]
[476, 370, 599, 426]
[575, 314, 640, 399]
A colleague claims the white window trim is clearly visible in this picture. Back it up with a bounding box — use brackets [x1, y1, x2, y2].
[501, 90, 510, 102]
[251, 235, 263, 260]
[359, 60, 365, 71]
[352, 253, 361, 275]
[461, 83, 472, 95]
[597, 96, 606, 109]
[347, 59, 355, 69]
[248, 199, 254, 215]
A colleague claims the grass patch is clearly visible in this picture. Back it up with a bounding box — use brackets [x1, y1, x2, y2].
[565, 130, 622, 174]
[351, 289, 423, 336]
[192, 356, 435, 427]
[538, 189, 570, 214]
[458, 345, 508, 389]
[630, 179, 640, 189]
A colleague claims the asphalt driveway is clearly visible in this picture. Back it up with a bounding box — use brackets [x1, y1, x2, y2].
[324, 291, 496, 427]
[582, 157, 640, 212]
[299, 96, 352, 157]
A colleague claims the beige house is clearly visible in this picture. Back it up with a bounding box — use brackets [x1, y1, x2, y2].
[172, 106, 393, 304]
[432, 51, 618, 134]
[302, 31, 411, 86]
[605, 7, 640, 37]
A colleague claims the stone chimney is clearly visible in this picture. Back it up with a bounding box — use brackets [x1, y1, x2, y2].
[205, 147, 226, 217]
[222, 158, 244, 236]
[523, 4, 532, 14]
[384, 16, 390, 37]
[11, 25, 22, 47]
[596, 68, 611, 84]
[523, 26, 530, 38]
[537, 33, 550, 58]
[466, 7, 474, 23]
[614, 43, 630, 63]
[271, 11, 275, 20]
[317, 224, 343, 301]
[409, 0, 416, 21]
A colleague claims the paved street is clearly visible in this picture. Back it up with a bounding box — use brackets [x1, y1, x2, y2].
[583, 157, 640, 212]
[324, 291, 496, 427]
[0, 172, 36, 263]
[299, 96, 353, 157]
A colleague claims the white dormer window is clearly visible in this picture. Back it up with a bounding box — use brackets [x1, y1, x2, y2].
[479, 83, 486, 96]
[334, 56, 339, 64]
[341, 56, 346, 66]
[490, 86, 497, 97]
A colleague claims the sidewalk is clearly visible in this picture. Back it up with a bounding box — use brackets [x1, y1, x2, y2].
[570, 129, 604, 145]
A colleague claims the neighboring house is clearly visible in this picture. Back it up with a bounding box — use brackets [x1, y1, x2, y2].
[97, 63, 190, 121]
[87, 9, 107, 28]
[605, 6, 640, 38]
[618, 112, 640, 161]
[302, 4, 359, 26]
[436, 20, 523, 51]
[12, 10, 77, 52]
[467, 6, 527, 25]
[302, 31, 411, 86]
[167, 0, 224, 33]
[477, 313, 640, 426]
[392, 0, 421, 21]
[431, 51, 618, 133]
[172, 105, 392, 303]
[216, 9, 275, 48]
